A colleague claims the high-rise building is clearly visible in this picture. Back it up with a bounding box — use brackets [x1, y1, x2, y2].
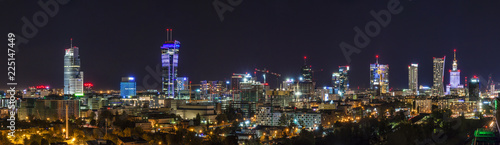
[333, 66, 349, 96]
[120, 77, 136, 98]
[408, 63, 418, 95]
[332, 72, 340, 94]
[301, 56, 313, 82]
[446, 49, 464, 95]
[176, 77, 188, 91]
[161, 29, 180, 98]
[231, 74, 246, 91]
[370, 55, 389, 94]
[64, 39, 84, 96]
[469, 76, 480, 100]
[432, 56, 445, 96]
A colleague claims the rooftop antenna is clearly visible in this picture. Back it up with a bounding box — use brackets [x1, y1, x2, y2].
[376, 55, 379, 64]
[454, 49, 457, 61]
[304, 56, 307, 65]
[170, 29, 173, 41]
[70, 38, 73, 48]
[165, 29, 169, 43]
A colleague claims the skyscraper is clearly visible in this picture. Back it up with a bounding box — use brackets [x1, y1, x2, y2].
[469, 76, 480, 100]
[64, 39, 84, 96]
[301, 56, 313, 82]
[370, 55, 389, 94]
[446, 49, 464, 95]
[332, 72, 340, 94]
[161, 29, 180, 98]
[432, 56, 445, 96]
[333, 66, 349, 96]
[408, 63, 418, 95]
[120, 77, 136, 98]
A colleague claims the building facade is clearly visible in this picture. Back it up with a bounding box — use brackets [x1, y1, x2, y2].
[432, 57, 445, 96]
[64, 44, 84, 96]
[333, 66, 349, 96]
[370, 55, 389, 94]
[120, 77, 136, 98]
[408, 63, 418, 95]
[161, 29, 180, 98]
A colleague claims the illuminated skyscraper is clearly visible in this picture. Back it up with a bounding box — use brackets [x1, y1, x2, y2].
[333, 66, 349, 96]
[469, 76, 480, 100]
[432, 56, 445, 96]
[120, 77, 136, 98]
[301, 56, 313, 82]
[64, 39, 84, 96]
[176, 77, 188, 91]
[370, 55, 389, 94]
[161, 29, 180, 98]
[408, 63, 418, 95]
[446, 49, 464, 95]
[332, 72, 339, 94]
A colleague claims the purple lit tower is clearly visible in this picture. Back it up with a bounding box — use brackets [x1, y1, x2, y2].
[446, 49, 464, 95]
[161, 29, 181, 98]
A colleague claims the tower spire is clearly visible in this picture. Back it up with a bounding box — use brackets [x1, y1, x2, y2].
[453, 49, 457, 61]
[376, 55, 379, 64]
[70, 38, 73, 48]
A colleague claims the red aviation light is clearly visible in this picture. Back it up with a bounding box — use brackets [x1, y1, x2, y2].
[84, 83, 94, 87]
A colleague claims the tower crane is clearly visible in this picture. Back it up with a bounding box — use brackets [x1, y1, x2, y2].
[254, 68, 281, 88]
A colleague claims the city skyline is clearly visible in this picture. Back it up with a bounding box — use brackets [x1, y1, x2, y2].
[3, 1, 500, 145]
[1, 1, 500, 90]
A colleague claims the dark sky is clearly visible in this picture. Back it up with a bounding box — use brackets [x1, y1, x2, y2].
[1, 0, 499, 91]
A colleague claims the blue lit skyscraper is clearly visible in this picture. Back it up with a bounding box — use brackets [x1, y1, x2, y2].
[64, 39, 84, 96]
[120, 77, 136, 98]
[161, 29, 180, 98]
[370, 55, 389, 94]
[333, 66, 349, 96]
[176, 77, 188, 91]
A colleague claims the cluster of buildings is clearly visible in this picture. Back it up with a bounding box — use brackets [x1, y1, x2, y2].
[1, 31, 499, 143]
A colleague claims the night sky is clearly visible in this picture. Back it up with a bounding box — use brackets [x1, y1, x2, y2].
[1, 0, 499, 91]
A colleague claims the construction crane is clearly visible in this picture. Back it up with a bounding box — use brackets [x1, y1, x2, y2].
[254, 68, 281, 88]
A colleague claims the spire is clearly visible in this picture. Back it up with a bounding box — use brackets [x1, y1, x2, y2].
[452, 49, 458, 71]
[304, 56, 307, 65]
[376, 55, 379, 64]
[70, 38, 73, 48]
[453, 49, 456, 61]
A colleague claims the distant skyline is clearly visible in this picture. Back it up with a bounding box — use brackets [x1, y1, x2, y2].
[1, 0, 499, 90]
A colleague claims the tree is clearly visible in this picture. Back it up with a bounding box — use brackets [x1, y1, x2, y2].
[194, 113, 202, 126]
[90, 119, 97, 126]
[278, 114, 289, 126]
[89, 111, 96, 120]
[216, 114, 228, 124]
[123, 128, 132, 137]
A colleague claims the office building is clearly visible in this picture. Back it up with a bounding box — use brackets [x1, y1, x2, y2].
[64, 40, 84, 96]
[432, 56, 445, 96]
[469, 76, 480, 100]
[408, 63, 418, 95]
[161, 29, 180, 98]
[120, 77, 136, 98]
[301, 56, 313, 82]
[370, 55, 389, 94]
[333, 66, 349, 96]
